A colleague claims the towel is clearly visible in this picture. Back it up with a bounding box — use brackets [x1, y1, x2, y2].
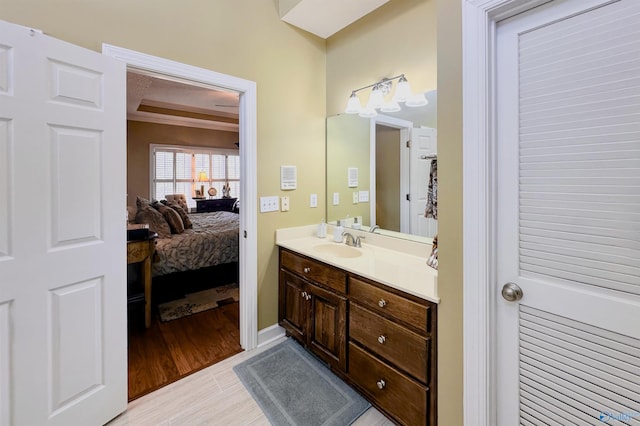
[425, 159, 437, 219]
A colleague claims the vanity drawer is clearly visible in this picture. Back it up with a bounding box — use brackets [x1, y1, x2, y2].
[281, 249, 347, 294]
[349, 342, 428, 426]
[349, 277, 430, 333]
[350, 303, 429, 383]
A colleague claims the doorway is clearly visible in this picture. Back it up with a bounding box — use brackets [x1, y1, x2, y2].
[102, 45, 258, 398]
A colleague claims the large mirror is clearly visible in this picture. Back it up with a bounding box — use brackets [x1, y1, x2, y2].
[326, 90, 437, 241]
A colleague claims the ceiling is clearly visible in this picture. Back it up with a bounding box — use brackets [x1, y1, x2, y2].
[279, 0, 390, 39]
[127, 2, 388, 129]
[127, 71, 239, 132]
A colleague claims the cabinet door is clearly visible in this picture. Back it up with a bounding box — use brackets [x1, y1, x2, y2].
[278, 270, 308, 343]
[308, 283, 347, 372]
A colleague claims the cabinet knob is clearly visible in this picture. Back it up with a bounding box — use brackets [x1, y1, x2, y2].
[301, 291, 308, 299]
[376, 379, 386, 390]
[378, 299, 387, 308]
[303, 267, 311, 273]
[306, 294, 311, 301]
[377, 335, 386, 344]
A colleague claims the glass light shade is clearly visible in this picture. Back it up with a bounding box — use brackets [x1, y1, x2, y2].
[368, 85, 385, 109]
[359, 105, 378, 118]
[393, 76, 412, 103]
[381, 100, 401, 113]
[345, 92, 362, 114]
[405, 93, 429, 107]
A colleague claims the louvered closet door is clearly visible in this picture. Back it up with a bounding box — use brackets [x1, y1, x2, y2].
[495, 1, 640, 424]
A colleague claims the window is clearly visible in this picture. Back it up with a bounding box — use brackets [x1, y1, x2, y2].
[151, 145, 240, 209]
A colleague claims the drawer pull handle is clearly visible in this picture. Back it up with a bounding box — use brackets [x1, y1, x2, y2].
[378, 299, 387, 308]
[377, 335, 386, 344]
[376, 379, 386, 390]
[303, 267, 311, 273]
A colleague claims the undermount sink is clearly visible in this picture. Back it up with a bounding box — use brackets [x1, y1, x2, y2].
[312, 243, 363, 258]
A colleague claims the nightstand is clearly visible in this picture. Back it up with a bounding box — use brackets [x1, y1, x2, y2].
[127, 231, 157, 328]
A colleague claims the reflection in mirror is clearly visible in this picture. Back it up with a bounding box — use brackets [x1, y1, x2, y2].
[326, 90, 437, 241]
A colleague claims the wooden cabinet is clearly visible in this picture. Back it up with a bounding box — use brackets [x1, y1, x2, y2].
[279, 251, 347, 372]
[278, 247, 438, 425]
[348, 276, 436, 425]
[195, 197, 237, 213]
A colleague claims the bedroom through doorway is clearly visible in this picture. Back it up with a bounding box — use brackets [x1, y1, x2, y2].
[125, 69, 244, 401]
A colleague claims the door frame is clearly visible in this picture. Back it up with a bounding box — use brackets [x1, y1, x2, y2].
[102, 44, 258, 350]
[461, 0, 554, 424]
[369, 114, 413, 231]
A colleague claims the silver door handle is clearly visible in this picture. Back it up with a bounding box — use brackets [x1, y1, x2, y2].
[502, 282, 523, 302]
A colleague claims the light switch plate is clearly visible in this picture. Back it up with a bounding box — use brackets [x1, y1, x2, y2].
[260, 196, 279, 212]
[352, 192, 359, 204]
[310, 193, 318, 208]
[333, 192, 340, 206]
[281, 196, 290, 212]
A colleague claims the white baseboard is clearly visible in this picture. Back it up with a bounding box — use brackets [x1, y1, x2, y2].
[257, 324, 286, 347]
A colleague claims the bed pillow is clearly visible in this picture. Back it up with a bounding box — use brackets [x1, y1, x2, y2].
[154, 203, 185, 234]
[165, 201, 193, 229]
[136, 196, 152, 210]
[135, 206, 171, 238]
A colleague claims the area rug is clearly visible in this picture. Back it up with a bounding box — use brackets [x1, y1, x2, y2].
[233, 339, 370, 426]
[157, 283, 239, 322]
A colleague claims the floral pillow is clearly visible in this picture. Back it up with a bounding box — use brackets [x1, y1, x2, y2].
[135, 206, 171, 239]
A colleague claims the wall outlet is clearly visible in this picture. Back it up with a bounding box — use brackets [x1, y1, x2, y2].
[352, 192, 359, 204]
[260, 196, 279, 213]
[333, 192, 340, 206]
[281, 196, 290, 212]
[310, 193, 318, 208]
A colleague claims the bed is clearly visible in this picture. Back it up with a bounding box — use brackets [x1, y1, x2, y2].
[130, 194, 239, 278]
[152, 210, 239, 277]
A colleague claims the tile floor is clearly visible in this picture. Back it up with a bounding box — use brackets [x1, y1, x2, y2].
[109, 337, 393, 425]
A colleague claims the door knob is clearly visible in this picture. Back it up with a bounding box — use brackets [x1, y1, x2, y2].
[501, 282, 523, 302]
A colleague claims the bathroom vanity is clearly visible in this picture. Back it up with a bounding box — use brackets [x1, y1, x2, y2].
[277, 226, 439, 426]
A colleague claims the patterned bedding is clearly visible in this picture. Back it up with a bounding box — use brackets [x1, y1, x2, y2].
[152, 211, 239, 277]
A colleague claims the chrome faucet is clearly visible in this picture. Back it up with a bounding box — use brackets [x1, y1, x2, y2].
[369, 225, 380, 233]
[342, 232, 365, 248]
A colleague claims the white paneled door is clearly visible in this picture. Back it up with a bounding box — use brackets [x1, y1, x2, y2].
[0, 21, 127, 425]
[495, 1, 640, 424]
[409, 127, 437, 237]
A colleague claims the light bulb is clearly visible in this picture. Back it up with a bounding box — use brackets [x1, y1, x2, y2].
[393, 75, 412, 103]
[345, 92, 362, 114]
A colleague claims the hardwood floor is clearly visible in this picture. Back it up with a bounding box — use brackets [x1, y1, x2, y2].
[128, 301, 243, 401]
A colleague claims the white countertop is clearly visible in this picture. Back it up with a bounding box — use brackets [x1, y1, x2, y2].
[276, 225, 439, 304]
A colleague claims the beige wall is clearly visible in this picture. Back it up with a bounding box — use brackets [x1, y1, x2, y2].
[127, 121, 239, 206]
[437, 0, 464, 424]
[326, 0, 463, 424]
[326, 114, 371, 224]
[2, 0, 327, 331]
[326, 0, 437, 116]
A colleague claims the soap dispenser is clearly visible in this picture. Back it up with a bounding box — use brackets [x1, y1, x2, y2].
[352, 217, 361, 230]
[333, 220, 344, 242]
[317, 219, 326, 238]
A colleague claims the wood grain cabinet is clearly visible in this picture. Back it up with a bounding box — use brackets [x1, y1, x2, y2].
[278, 247, 438, 425]
[279, 249, 347, 372]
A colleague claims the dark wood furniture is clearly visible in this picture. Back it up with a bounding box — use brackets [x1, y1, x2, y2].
[127, 232, 157, 328]
[278, 247, 437, 426]
[195, 197, 237, 213]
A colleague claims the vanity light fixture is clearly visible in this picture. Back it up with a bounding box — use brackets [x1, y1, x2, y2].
[344, 74, 428, 118]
